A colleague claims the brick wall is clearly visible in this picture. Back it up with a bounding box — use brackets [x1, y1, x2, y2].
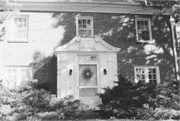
[2, 11, 176, 94]
[53, 12, 175, 82]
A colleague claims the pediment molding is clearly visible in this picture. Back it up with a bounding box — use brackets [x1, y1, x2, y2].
[55, 36, 120, 53]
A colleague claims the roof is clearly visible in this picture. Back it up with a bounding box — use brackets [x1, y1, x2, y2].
[15, 0, 139, 4]
[0, 0, 171, 15]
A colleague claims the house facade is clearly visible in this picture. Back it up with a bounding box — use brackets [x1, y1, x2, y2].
[0, 0, 178, 106]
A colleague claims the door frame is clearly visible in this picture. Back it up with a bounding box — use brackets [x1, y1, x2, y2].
[77, 63, 100, 100]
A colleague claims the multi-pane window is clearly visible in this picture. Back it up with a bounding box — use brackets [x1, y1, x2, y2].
[11, 16, 28, 41]
[4, 67, 32, 88]
[76, 16, 93, 37]
[135, 18, 152, 42]
[134, 66, 160, 84]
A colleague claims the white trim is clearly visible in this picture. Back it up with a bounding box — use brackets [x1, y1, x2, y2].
[55, 36, 120, 53]
[0, 41, 3, 80]
[4, 65, 33, 67]
[135, 18, 153, 43]
[134, 65, 160, 84]
[170, 17, 179, 81]
[77, 62, 99, 98]
[76, 51, 99, 56]
[3, 1, 171, 15]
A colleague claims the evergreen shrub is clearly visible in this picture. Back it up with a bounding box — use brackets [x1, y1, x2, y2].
[98, 74, 180, 120]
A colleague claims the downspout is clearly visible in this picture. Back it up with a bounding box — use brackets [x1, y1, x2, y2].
[0, 40, 2, 80]
[170, 16, 179, 81]
[0, 39, 3, 80]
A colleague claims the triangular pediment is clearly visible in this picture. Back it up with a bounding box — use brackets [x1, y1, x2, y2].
[55, 36, 120, 52]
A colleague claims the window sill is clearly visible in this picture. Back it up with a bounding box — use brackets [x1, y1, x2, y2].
[137, 39, 155, 44]
[7, 39, 29, 43]
[78, 35, 94, 38]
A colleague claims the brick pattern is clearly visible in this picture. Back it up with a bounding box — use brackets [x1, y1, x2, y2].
[2, 12, 176, 94]
[32, 55, 57, 93]
[57, 12, 175, 82]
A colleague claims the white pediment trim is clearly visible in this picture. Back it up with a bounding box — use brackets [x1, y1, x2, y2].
[55, 36, 120, 53]
[94, 36, 120, 52]
[55, 36, 82, 51]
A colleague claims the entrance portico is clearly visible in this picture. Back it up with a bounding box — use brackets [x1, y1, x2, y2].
[55, 36, 120, 107]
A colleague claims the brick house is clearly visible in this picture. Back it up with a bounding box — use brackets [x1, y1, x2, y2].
[0, 1, 178, 106]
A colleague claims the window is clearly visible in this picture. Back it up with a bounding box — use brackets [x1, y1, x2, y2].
[3, 66, 32, 88]
[135, 18, 152, 43]
[134, 66, 160, 84]
[76, 16, 93, 37]
[10, 16, 28, 41]
[177, 40, 180, 48]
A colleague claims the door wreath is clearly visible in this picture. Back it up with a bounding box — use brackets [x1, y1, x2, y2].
[82, 67, 93, 80]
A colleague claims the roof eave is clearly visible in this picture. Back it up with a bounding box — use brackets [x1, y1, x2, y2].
[0, 1, 171, 15]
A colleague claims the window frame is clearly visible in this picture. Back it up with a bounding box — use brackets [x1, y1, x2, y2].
[9, 15, 29, 42]
[135, 18, 153, 43]
[3, 66, 33, 88]
[134, 66, 160, 84]
[76, 16, 94, 37]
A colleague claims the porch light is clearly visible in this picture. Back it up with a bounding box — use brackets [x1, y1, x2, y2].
[103, 69, 107, 75]
[69, 69, 72, 75]
[100, 88, 105, 94]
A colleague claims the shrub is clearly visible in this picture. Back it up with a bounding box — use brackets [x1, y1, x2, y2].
[0, 81, 94, 121]
[153, 81, 180, 120]
[35, 111, 60, 120]
[99, 74, 157, 119]
[31, 81, 50, 91]
[22, 88, 51, 112]
[49, 95, 90, 120]
[0, 86, 22, 108]
[0, 82, 31, 121]
[99, 74, 180, 120]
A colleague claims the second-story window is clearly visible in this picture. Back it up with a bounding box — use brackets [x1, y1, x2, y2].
[10, 16, 28, 42]
[135, 18, 152, 43]
[76, 16, 93, 37]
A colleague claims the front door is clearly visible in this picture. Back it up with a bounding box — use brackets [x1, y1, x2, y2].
[78, 64, 99, 107]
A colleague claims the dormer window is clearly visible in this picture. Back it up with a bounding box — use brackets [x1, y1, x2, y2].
[76, 16, 93, 37]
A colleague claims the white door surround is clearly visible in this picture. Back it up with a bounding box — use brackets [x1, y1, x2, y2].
[55, 36, 120, 107]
